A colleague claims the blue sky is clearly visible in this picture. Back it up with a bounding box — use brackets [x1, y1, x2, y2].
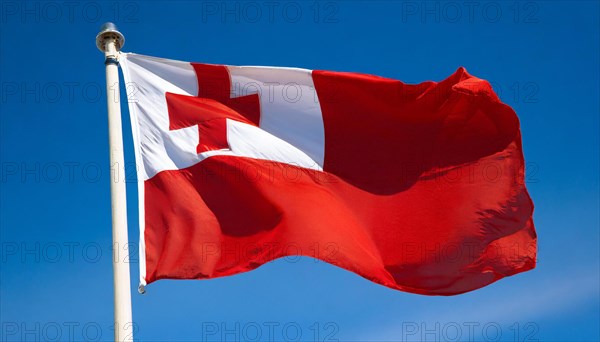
[1, 1, 599, 341]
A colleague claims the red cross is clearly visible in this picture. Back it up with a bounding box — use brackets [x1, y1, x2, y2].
[166, 63, 261, 153]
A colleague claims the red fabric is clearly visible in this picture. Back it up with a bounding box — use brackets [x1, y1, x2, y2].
[144, 67, 536, 295]
[166, 92, 251, 153]
[191, 63, 260, 125]
[167, 63, 260, 153]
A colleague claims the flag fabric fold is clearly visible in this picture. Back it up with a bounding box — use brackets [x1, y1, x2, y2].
[120, 53, 536, 295]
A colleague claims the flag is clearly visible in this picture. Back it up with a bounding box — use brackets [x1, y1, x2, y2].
[120, 53, 536, 295]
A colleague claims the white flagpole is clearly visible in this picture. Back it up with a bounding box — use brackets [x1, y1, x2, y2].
[96, 23, 133, 342]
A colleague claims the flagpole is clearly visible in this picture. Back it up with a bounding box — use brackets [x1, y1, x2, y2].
[96, 22, 133, 342]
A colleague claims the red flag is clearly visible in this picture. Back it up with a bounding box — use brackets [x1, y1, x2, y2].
[121, 53, 536, 295]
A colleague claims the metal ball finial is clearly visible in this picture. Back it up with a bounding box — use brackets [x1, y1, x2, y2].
[96, 22, 125, 52]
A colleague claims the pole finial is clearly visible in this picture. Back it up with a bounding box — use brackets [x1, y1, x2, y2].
[96, 22, 125, 52]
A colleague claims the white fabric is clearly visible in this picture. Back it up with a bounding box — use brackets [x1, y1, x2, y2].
[228, 66, 325, 166]
[120, 53, 324, 181]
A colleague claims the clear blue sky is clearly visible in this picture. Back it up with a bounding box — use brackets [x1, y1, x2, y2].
[1, 1, 598, 341]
